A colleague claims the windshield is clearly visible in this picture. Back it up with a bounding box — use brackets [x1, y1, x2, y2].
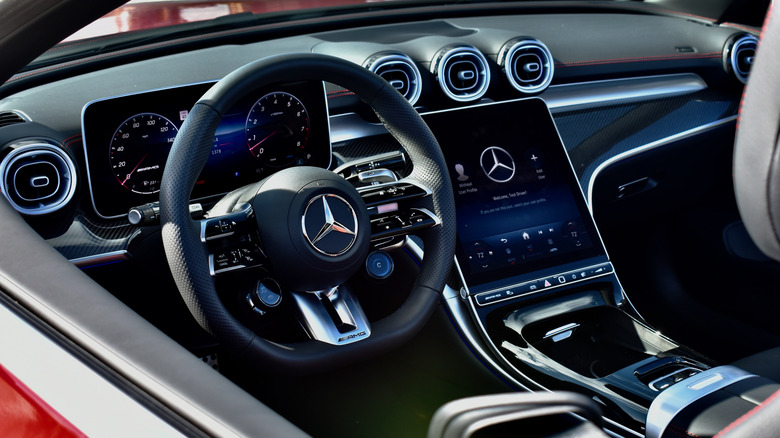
[64, 0, 403, 42]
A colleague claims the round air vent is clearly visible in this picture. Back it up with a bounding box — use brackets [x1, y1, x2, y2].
[0, 142, 77, 215]
[431, 45, 491, 102]
[725, 34, 759, 84]
[364, 52, 422, 105]
[498, 37, 554, 94]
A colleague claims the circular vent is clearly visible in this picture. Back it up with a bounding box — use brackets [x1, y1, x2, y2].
[431, 45, 491, 102]
[498, 38, 554, 94]
[0, 142, 77, 215]
[365, 52, 422, 105]
[726, 34, 759, 84]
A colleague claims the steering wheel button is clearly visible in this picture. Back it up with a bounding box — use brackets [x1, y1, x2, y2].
[256, 279, 282, 307]
[366, 251, 394, 279]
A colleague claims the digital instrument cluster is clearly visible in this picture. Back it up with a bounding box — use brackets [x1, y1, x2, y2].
[82, 81, 330, 218]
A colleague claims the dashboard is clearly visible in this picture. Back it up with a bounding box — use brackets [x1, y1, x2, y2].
[0, 4, 763, 437]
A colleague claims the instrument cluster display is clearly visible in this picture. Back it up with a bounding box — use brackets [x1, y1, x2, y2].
[82, 81, 330, 218]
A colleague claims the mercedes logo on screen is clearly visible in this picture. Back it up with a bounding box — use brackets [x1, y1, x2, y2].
[480, 146, 516, 183]
[301, 194, 358, 257]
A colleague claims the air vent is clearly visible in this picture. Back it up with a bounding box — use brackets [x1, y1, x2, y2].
[0, 142, 77, 215]
[0, 111, 30, 129]
[498, 38, 554, 94]
[431, 45, 491, 102]
[726, 34, 759, 84]
[365, 52, 422, 105]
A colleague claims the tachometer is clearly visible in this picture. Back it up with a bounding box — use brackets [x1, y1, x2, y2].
[109, 113, 178, 194]
[245, 92, 310, 166]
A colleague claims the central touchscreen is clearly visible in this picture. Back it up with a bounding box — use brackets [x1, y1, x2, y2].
[423, 98, 606, 290]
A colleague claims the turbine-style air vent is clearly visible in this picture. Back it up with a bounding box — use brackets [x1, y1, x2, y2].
[365, 52, 422, 105]
[431, 45, 491, 102]
[0, 142, 77, 215]
[0, 111, 30, 129]
[498, 37, 554, 94]
[726, 34, 759, 84]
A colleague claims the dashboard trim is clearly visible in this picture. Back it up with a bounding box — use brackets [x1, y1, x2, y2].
[329, 73, 707, 144]
[586, 116, 738, 209]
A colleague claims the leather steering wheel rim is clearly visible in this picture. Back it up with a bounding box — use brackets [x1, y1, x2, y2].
[159, 53, 456, 374]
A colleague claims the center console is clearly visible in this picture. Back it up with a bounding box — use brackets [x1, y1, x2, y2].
[423, 99, 772, 437]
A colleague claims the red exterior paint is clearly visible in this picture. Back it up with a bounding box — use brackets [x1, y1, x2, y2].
[0, 364, 86, 437]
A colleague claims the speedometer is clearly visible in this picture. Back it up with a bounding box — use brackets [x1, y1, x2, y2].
[245, 92, 310, 166]
[109, 113, 178, 194]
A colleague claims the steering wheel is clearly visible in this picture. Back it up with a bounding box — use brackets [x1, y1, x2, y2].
[159, 54, 455, 374]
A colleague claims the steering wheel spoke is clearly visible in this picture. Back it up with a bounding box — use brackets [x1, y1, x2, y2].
[289, 285, 371, 346]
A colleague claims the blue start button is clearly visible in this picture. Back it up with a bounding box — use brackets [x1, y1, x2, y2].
[366, 251, 394, 279]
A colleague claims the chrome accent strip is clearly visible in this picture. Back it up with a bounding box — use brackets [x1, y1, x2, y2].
[586, 116, 738, 209]
[646, 366, 756, 438]
[543, 73, 706, 109]
[543, 323, 580, 341]
[70, 250, 129, 268]
[330, 74, 708, 144]
[416, 207, 443, 227]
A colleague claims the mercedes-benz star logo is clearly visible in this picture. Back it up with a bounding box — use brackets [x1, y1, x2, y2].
[302, 194, 358, 257]
[480, 146, 516, 183]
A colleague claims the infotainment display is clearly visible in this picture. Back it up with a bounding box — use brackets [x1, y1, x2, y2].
[82, 81, 330, 218]
[423, 98, 606, 290]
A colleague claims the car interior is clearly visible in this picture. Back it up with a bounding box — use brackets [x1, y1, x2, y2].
[0, 0, 778, 436]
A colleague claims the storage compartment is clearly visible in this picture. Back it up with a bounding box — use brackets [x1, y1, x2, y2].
[506, 306, 678, 378]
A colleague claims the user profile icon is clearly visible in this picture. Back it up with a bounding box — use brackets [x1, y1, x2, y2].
[454, 163, 470, 182]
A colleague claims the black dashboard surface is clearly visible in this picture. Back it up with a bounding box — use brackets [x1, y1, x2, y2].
[0, 11, 747, 261]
